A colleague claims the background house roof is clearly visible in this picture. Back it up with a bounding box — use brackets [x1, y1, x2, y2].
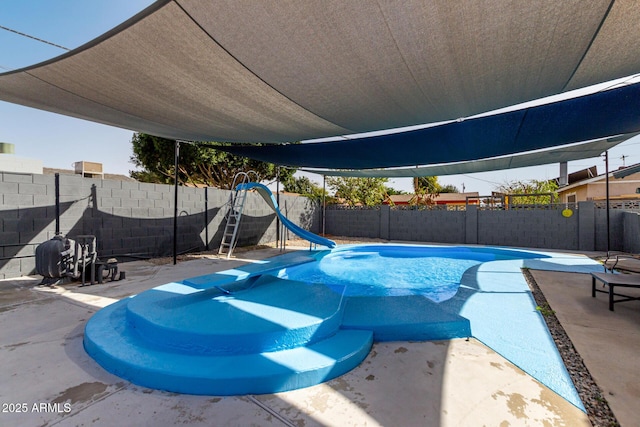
[557, 168, 640, 193]
[386, 192, 481, 205]
[0, 1, 639, 169]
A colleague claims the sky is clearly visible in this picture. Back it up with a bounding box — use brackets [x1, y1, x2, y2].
[1, 0, 640, 196]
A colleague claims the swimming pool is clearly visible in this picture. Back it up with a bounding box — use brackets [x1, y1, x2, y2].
[277, 245, 542, 301]
[84, 243, 599, 408]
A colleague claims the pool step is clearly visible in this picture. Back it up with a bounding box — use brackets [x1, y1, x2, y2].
[85, 299, 372, 395]
[125, 276, 347, 354]
[182, 251, 318, 289]
[342, 295, 471, 341]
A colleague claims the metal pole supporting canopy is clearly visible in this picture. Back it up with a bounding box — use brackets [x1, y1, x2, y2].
[173, 140, 180, 265]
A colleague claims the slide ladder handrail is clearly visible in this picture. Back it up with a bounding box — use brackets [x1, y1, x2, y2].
[218, 171, 258, 258]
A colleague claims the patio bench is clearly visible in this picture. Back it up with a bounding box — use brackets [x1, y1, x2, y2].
[603, 253, 640, 274]
[591, 272, 640, 311]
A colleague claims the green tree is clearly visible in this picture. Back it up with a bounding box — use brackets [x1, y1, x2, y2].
[384, 186, 406, 196]
[495, 179, 559, 205]
[409, 177, 458, 204]
[129, 133, 295, 189]
[411, 176, 441, 205]
[413, 176, 441, 193]
[282, 176, 328, 203]
[327, 176, 389, 206]
[282, 175, 315, 194]
[411, 176, 459, 193]
[439, 184, 460, 193]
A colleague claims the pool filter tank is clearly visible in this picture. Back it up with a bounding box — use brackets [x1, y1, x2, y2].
[35, 234, 97, 286]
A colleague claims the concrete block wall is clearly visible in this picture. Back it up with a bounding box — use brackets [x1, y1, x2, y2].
[0, 173, 319, 279]
[390, 208, 466, 243]
[55, 174, 214, 258]
[0, 172, 55, 279]
[284, 196, 321, 231]
[325, 202, 639, 252]
[325, 207, 380, 238]
[594, 208, 629, 252]
[622, 211, 640, 253]
[3, 169, 639, 280]
[578, 202, 595, 251]
[478, 208, 579, 250]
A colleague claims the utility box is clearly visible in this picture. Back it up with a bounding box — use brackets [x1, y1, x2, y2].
[74, 161, 103, 179]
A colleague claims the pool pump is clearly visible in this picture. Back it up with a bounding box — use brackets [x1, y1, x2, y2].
[35, 234, 98, 286]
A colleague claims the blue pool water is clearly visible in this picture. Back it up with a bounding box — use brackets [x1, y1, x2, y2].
[278, 245, 539, 302]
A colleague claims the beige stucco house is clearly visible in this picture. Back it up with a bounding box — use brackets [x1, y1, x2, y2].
[557, 166, 640, 203]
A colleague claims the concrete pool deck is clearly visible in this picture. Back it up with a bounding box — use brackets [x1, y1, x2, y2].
[0, 245, 637, 426]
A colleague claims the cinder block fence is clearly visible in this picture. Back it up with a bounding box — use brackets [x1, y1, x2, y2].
[1, 172, 639, 279]
[325, 204, 640, 253]
[0, 172, 319, 279]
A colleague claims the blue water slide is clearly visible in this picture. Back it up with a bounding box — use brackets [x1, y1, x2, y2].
[237, 182, 336, 249]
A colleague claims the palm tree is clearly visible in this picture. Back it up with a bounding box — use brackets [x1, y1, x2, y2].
[411, 176, 440, 205]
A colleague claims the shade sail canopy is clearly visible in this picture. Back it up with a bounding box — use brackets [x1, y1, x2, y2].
[218, 82, 640, 168]
[1, 0, 640, 166]
[302, 134, 636, 178]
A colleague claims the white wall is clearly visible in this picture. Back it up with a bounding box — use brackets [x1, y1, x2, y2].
[0, 154, 42, 174]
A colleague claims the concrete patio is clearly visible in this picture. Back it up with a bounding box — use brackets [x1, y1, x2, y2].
[1, 245, 637, 426]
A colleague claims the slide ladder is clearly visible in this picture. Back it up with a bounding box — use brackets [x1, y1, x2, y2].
[218, 172, 257, 258]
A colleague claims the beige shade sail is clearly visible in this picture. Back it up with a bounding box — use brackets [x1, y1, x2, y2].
[0, 0, 639, 151]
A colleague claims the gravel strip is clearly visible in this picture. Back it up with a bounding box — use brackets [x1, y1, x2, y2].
[523, 268, 619, 427]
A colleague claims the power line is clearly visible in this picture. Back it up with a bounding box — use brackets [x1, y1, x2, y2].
[0, 24, 69, 51]
[460, 174, 502, 185]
